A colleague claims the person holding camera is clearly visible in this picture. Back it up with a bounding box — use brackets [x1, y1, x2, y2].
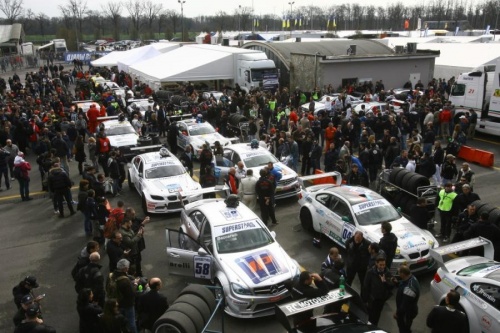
[122, 208, 150, 277]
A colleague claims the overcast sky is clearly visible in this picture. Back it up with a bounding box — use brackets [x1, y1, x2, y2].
[20, 0, 484, 19]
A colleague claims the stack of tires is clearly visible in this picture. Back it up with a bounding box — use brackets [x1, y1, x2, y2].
[153, 284, 216, 333]
[471, 200, 500, 228]
[227, 113, 248, 138]
[386, 168, 431, 215]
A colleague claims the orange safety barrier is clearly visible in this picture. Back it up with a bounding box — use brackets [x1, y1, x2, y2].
[457, 145, 476, 163]
[473, 149, 494, 167]
[312, 169, 337, 185]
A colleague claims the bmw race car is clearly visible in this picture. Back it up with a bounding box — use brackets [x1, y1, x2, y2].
[176, 119, 235, 159]
[165, 196, 300, 318]
[127, 98, 154, 117]
[430, 237, 500, 333]
[128, 148, 202, 214]
[297, 173, 439, 274]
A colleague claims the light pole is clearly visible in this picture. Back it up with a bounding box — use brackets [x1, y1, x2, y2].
[495, 6, 499, 41]
[288, 1, 294, 38]
[239, 5, 241, 31]
[178, 0, 186, 41]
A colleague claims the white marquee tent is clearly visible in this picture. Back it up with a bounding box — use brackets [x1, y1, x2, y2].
[116, 43, 179, 72]
[91, 43, 177, 68]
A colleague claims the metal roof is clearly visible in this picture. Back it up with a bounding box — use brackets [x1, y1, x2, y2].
[0, 24, 23, 44]
[243, 40, 394, 65]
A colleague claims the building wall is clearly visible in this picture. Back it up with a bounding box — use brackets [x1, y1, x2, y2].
[290, 54, 435, 92]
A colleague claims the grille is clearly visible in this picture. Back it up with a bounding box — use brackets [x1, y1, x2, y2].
[408, 249, 430, 260]
[278, 177, 298, 187]
[253, 294, 293, 312]
[254, 283, 287, 296]
[167, 201, 188, 210]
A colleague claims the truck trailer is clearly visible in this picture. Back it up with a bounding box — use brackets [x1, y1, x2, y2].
[449, 59, 500, 135]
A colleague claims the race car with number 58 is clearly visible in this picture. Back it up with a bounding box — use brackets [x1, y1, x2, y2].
[165, 195, 300, 318]
[297, 172, 439, 274]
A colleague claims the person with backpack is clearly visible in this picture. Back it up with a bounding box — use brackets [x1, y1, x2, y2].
[106, 259, 137, 333]
[198, 143, 213, 177]
[77, 288, 103, 333]
[13, 152, 32, 201]
[74, 252, 105, 308]
[71, 241, 100, 281]
[104, 201, 126, 246]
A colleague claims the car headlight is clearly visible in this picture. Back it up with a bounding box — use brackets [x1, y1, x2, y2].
[150, 195, 164, 201]
[394, 247, 404, 259]
[231, 282, 253, 296]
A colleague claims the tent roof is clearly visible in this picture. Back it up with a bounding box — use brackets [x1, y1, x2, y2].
[91, 43, 176, 67]
[129, 45, 236, 83]
[0, 24, 23, 43]
[116, 43, 179, 72]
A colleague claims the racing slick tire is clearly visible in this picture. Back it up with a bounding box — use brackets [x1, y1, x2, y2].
[300, 208, 314, 232]
[168, 303, 205, 333]
[152, 310, 196, 333]
[488, 208, 500, 228]
[128, 171, 135, 190]
[389, 167, 406, 184]
[478, 203, 497, 217]
[470, 200, 486, 213]
[406, 174, 430, 194]
[174, 294, 212, 324]
[178, 284, 216, 313]
[395, 168, 410, 187]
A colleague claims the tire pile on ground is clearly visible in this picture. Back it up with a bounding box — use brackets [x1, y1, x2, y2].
[153, 284, 217, 333]
[381, 168, 432, 215]
[470, 200, 500, 227]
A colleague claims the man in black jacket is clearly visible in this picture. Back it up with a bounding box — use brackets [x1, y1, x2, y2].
[74, 252, 105, 307]
[137, 277, 169, 331]
[12, 276, 40, 309]
[345, 231, 370, 286]
[179, 145, 194, 177]
[362, 256, 395, 326]
[14, 303, 56, 333]
[107, 231, 127, 272]
[110, 259, 137, 333]
[255, 168, 277, 225]
[379, 221, 398, 269]
[47, 163, 75, 218]
[291, 270, 329, 329]
[426, 290, 467, 333]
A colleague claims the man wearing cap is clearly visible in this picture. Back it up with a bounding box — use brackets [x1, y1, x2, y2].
[436, 182, 458, 243]
[12, 276, 40, 309]
[13, 294, 42, 327]
[14, 303, 56, 333]
[441, 154, 458, 186]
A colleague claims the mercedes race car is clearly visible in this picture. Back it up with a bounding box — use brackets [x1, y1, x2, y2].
[297, 173, 439, 274]
[165, 196, 300, 318]
[128, 147, 202, 214]
[430, 237, 500, 333]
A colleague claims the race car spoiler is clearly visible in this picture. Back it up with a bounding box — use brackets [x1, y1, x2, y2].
[298, 171, 342, 188]
[275, 285, 370, 332]
[181, 184, 230, 198]
[97, 116, 120, 121]
[430, 237, 495, 271]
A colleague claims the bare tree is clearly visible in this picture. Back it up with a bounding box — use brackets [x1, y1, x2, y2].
[0, 0, 24, 24]
[213, 10, 228, 32]
[126, 0, 145, 40]
[143, 0, 163, 39]
[102, 1, 122, 41]
[59, 0, 88, 40]
[87, 10, 104, 40]
[35, 13, 49, 36]
[19, 8, 34, 34]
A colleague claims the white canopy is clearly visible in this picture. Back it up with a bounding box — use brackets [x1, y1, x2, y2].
[128, 45, 236, 84]
[116, 43, 179, 72]
[91, 43, 177, 68]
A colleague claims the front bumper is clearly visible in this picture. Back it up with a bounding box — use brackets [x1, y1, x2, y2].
[223, 287, 293, 318]
[145, 194, 202, 214]
[275, 180, 300, 200]
[390, 254, 436, 275]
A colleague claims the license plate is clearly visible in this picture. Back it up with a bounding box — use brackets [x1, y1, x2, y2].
[417, 258, 427, 263]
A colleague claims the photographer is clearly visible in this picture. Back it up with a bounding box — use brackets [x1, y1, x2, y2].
[121, 208, 150, 277]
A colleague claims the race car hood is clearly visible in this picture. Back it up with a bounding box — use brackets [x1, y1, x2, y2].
[272, 162, 298, 181]
[362, 218, 436, 255]
[218, 242, 297, 289]
[108, 133, 139, 147]
[192, 132, 229, 147]
[146, 174, 201, 196]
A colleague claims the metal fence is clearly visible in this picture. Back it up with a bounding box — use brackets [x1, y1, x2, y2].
[0, 54, 40, 73]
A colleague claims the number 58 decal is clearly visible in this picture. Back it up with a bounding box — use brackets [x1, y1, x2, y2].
[194, 256, 212, 279]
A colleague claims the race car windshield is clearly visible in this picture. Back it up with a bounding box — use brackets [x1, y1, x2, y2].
[105, 126, 137, 136]
[243, 154, 278, 168]
[189, 125, 215, 136]
[215, 223, 274, 254]
[145, 165, 185, 179]
[353, 200, 401, 226]
[458, 263, 500, 280]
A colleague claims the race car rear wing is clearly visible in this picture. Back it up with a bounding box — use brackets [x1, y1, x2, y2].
[180, 184, 230, 199]
[275, 285, 372, 332]
[298, 171, 342, 188]
[97, 116, 120, 121]
[430, 237, 495, 272]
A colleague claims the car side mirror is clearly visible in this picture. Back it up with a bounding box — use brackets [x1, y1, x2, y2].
[270, 231, 276, 238]
[342, 216, 350, 223]
[198, 247, 209, 256]
[397, 207, 402, 213]
[138, 172, 143, 178]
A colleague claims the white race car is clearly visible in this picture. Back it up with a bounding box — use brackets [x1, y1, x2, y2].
[300, 94, 362, 116]
[99, 117, 140, 159]
[214, 143, 300, 199]
[176, 119, 234, 159]
[165, 196, 300, 318]
[297, 173, 439, 274]
[127, 98, 154, 117]
[430, 237, 500, 333]
[128, 148, 202, 214]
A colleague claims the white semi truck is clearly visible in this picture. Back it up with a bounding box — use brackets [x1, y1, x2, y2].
[449, 59, 500, 135]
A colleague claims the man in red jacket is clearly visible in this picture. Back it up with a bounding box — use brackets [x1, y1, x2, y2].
[439, 108, 452, 139]
[87, 104, 100, 134]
